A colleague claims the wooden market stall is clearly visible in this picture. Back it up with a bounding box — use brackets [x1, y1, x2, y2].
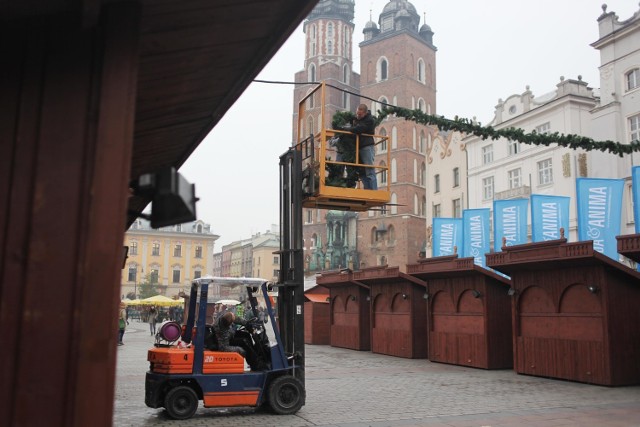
[316, 270, 371, 351]
[617, 233, 640, 263]
[304, 285, 330, 345]
[352, 266, 427, 359]
[486, 239, 640, 386]
[407, 255, 513, 369]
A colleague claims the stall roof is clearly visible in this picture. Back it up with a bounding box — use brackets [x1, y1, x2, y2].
[487, 239, 640, 281]
[4, 0, 319, 224]
[407, 255, 511, 285]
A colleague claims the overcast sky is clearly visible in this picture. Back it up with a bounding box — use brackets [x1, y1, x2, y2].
[180, 0, 638, 248]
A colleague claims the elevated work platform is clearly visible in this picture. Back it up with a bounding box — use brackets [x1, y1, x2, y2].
[296, 82, 391, 212]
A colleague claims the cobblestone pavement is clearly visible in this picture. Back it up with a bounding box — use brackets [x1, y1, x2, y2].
[114, 321, 640, 426]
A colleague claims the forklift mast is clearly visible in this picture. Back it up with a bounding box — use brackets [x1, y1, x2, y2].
[277, 148, 305, 382]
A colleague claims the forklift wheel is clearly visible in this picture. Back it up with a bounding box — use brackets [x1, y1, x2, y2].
[267, 375, 305, 415]
[164, 386, 198, 420]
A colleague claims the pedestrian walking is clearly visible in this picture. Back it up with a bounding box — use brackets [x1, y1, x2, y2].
[148, 305, 158, 336]
[118, 302, 128, 345]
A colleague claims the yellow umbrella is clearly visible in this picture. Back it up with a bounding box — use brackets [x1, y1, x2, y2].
[125, 299, 143, 305]
[140, 295, 179, 307]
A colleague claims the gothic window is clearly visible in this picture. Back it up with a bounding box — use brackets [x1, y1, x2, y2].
[378, 58, 388, 81]
[380, 161, 387, 185]
[327, 22, 334, 37]
[327, 40, 333, 55]
[417, 58, 425, 83]
[378, 127, 387, 153]
[308, 63, 316, 82]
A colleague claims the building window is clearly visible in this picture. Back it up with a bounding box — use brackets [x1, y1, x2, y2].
[379, 58, 388, 81]
[536, 122, 551, 134]
[308, 63, 316, 82]
[327, 22, 333, 37]
[538, 158, 553, 185]
[453, 167, 460, 187]
[172, 269, 180, 283]
[482, 176, 494, 200]
[174, 244, 182, 257]
[508, 140, 520, 155]
[129, 242, 138, 255]
[273, 256, 279, 264]
[197, 224, 203, 233]
[273, 269, 280, 278]
[194, 270, 201, 279]
[508, 168, 522, 189]
[379, 128, 387, 152]
[381, 15, 393, 32]
[380, 161, 387, 184]
[419, 163, 426, 186]
[306, 210, 312, 224]
[417, 98, 426, 113]
[432, 203, 441, 218]
[152, 243, 160, 256]
[417, 59, 425, 83]
[453, 199, 462, 218]
[627, 69, 640, 91]
[482, 145, 493, 165]
[419, 131, 426, 153]
[176, 224, 181, 232]
[630, 114, 640, 143]
[128, 267, 137, 282]
[434, 174, 440, 193]
[150, 269, 159, 284]
[388, 225, 396, 243]
[195, 246, 202, 258]
[327, 40, 333, 55]
[421, 196, 426, 217]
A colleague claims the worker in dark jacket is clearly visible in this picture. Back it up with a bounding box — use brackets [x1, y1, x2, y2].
[214, 311, 265, 370]
[345, 104, 377, 190]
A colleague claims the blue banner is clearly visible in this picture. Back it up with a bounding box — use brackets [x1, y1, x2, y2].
[531, 194, 570, 242]
[493, 199, 529, 251]
[576, 178, 624, 259]
[463, 209, 491, 267]
[633, 166, 640, 233]
[432, 218, 463, 257]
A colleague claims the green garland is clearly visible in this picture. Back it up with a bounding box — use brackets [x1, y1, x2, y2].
[375, 106, 640, 157]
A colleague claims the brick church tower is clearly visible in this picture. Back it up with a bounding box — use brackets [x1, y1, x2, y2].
[357, 0, 436, 269]
[294, 0, 436, 274]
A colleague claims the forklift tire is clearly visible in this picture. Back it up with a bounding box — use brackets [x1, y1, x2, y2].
[267, 375, 305, 415]
[164, 385, 198, 420]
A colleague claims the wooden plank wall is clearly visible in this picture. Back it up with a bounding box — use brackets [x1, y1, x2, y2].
[0, 5, 140, 426]
[370, 282, 427, 359]
[330, 286, 370, 350]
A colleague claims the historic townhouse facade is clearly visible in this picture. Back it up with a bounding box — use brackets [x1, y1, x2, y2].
[121, 219, 218, 298]
[465, 78, 598, 245]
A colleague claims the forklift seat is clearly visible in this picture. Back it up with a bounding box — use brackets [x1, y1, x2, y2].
[204, 324, 219, 351]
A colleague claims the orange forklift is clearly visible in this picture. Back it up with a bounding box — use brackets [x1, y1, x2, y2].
[144, 148, 307, 420]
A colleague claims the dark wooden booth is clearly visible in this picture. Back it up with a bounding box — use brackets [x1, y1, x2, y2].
[407, 255, 513, 369]
[617, 233, 640, 264]
[352, 266, 427, 359]
[487, 239, 640, 386]
[304, 285, 330, 345]
[316, 270, 371, 351]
